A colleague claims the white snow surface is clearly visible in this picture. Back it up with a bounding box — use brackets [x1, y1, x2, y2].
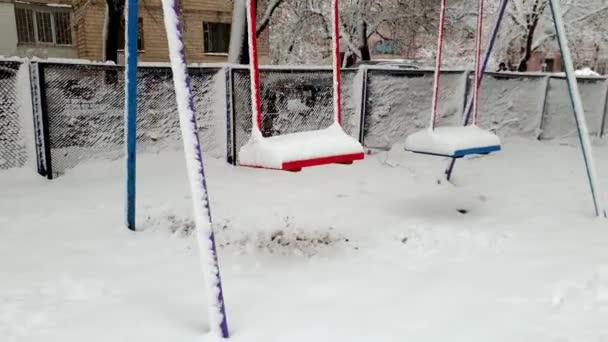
[238, 123, 364, 169]
[1, 138, 608, 341]
[405, 125, 501, 156]
[575, 67, 601, 77]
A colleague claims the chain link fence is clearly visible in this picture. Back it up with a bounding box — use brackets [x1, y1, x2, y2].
[229, 67, 361, 163]
[541, 76, 608, 139]
[361, 69, 608, 150]
[362, 69, 468, 150]
[36, 62, 226, 178]
[0, 60, 28, 169]
[3, 61, 606, 177]
[476, 72, 549, 139]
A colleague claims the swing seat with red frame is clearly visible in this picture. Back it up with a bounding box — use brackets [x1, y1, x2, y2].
[404, 0, 501, 159]
[238, 0, 364, 172]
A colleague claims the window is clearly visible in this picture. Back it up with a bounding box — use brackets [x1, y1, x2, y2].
[117, 18, 145, 51]
[544, 58, 555, 72]
[54, 12, 72, 45]
[15, 8, 35, 43]
[14, 6, 73, 46]
[36, 11, 53, 43]
[203, 22, 230, 54]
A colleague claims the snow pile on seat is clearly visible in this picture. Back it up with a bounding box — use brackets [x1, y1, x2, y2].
[404, 125, 501, 157]
[239, 123, 364, 170]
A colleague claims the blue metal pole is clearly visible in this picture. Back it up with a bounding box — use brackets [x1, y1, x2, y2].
[445, 0, 508, 181]
[548, 0, 606, 218]
[125, 0, 139, 231]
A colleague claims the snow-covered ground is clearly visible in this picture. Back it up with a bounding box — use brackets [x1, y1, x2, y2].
[2, 138, 608, 342]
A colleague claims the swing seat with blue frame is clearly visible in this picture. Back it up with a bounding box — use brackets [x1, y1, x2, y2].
[404, 125, 501, 158]
[404, 0, 501, 160]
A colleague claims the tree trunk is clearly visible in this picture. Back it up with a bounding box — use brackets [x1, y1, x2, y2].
[517, 0, 547, 72]
[517, 21, 538, 72]
[105, 0, 124, 63]
[358, 20, 371, 62]
[343, 18, 370, 67]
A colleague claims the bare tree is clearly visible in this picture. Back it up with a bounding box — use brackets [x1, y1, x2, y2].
[228, 0, 285, 64]
[509, 0, 549, 71]
[484, 0, 608, 71]
[267, 0, 439, 66]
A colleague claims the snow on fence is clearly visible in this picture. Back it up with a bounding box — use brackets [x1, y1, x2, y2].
[1, 60, 607, 177]
[476, 72, 548, 139]
[361, 69, 608, 149]
[541, 75, 608, 139]
[228, 66, 360, 163]
[361, 69, 468, 150]
[33, 62, 226, 178]
[0, 59, 31, 170]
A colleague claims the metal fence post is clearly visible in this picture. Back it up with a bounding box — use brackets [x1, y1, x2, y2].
[224, 66, 235, 164]
[537, 75, 551, 140]
[358, 66, 368, 145]
[600, 78, 608, 138]
[29, 61, 48, 177]
[36, 63, 53, 180]
[461, 70, 471, 118]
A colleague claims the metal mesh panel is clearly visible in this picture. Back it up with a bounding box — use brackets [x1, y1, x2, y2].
[39, 63, 224, 178]
[230, 67, 360, 162]
[339, 68, 361, 138]
[362, 69, 468, 150]
[0, 61, 26, 169]
[541, 77, 608, 139]
[476, 73, 548, 138]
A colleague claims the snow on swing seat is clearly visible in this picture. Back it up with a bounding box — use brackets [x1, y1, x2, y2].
[404, 125, 501, 158]
[239, 124, 364, 171]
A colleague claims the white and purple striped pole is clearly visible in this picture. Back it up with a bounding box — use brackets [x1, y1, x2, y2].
[160, 0, 230, 337]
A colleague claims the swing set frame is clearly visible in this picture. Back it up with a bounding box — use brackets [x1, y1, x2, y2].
[130, 0, 607, 338]
[415, 0, 605, 218]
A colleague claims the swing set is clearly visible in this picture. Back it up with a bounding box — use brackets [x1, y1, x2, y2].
[119, 0, 607, 338]
[404, 0, 502, 158]
[237, 0, 365, 172]
[404, 0, 604, 220]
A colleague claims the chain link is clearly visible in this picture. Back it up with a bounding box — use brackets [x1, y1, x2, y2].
[231, 67, 360, 162]
[0, 61, 26, 169]
[40, 63, 223, 177]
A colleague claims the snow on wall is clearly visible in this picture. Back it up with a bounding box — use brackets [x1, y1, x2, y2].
[39, 63, 225, 177]
[16, 61, 36, 170]
[0, 59, 28, 169]
[541, 77, 608, 139]
[362, 69, 466, 150]
[337, 68, 361, 138]
[476, 73, 548, 138]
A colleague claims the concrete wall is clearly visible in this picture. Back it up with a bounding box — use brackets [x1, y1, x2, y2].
[0, 2, 18, 56]
[15, 46, 78, 59]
